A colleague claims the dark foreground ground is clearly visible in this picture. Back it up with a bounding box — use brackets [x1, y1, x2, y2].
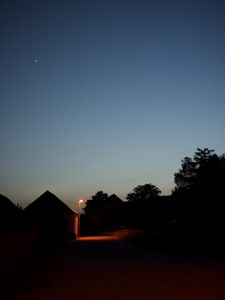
[2, 235, 225, 300]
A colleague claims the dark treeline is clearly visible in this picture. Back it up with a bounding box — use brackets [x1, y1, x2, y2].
[82, 148, 225, 255]
[2, 147, 224, 294]
[1, 147, 225, 256]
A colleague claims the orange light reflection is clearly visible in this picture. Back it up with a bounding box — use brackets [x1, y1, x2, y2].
[79, 236, 118, 241]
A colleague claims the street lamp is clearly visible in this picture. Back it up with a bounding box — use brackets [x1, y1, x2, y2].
[78, 199, 83, 238]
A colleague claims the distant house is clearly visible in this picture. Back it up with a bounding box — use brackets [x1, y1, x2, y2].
[104, 194, 124, 227]
[83, 193, 124, 231]
[105, 194, 123, 211]
[24, 191, 78, 242]
[0, 194, 20, 232]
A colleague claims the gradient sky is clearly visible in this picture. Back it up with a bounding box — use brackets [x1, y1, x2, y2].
[1, 0, 225, 208]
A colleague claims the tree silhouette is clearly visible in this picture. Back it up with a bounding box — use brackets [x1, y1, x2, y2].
[174, 148, 216, 191]
[84, 191, 108, 214]
[126, 183, 161, 229]
[174, 156, 197, 189]
[83, 191, 108, 230]
[173, 148, 225, 237]
[126, 183, 161, 202]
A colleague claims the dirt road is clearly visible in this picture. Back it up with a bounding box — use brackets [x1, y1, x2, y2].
[4, 235, 225, 300]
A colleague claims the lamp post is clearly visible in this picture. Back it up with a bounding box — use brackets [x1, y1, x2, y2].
[78, 199, 83, 238]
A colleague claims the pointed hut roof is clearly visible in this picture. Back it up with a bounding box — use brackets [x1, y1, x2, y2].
[0, 194, 19, 231]
[24, 190, 77, 217]
[107, 194, 123, 203]
[0, 194, 18, 215]
[104, 194, 123, 212]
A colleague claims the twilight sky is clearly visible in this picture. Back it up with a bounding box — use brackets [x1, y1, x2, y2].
[1, 0, 225, 208]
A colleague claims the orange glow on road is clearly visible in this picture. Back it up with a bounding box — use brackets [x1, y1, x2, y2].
[79, 236, 118, 241]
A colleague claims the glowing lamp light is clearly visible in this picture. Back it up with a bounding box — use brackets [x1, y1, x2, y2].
[78, 199, 84, 238]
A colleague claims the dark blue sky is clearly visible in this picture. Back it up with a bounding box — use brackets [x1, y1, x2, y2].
[1, 0, 225, 208]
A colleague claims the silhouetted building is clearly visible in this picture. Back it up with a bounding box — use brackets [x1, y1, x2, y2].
[0, 194, 20, 232]
[104, 194, 124, 227]
[24, 191, 78, 242]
